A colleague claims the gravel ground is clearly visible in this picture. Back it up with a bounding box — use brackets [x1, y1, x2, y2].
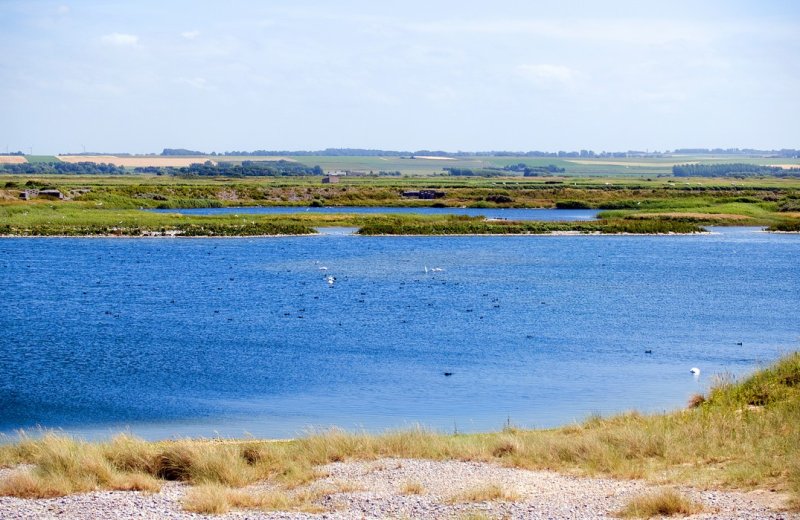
[0, 459, 796, 519]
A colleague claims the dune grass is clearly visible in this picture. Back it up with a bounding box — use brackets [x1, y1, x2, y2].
[615, 488, 705, 518]
[400, 480, 425, 495]
[445, 483, 521, 504]
[0, 352, 798, 512]
[181, 483, 326, 515]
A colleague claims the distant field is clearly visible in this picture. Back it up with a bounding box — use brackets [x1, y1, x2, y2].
[565, 159, 686, 167]
[57, 155, 216, 167]
[0, 156, 26, 164]
[8, 154, 799, 177]
[24, 155, 60, 163]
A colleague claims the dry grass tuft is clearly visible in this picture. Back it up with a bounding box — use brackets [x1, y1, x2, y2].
[182, 484, 232, 514]
[0, 471, 61, 499]
[615, 488, 705, 518]
[446, 483, 521, 504]
[687, 393, 706, 408]
[325, 479, 365, 494]
[491, 434, 523, 458]
[457, 512, 496, 520]
[109, 472, 162, 493]
[155, 441, 256, 486]
[400, 479, 425, 495]
[181, 483, 327, 515]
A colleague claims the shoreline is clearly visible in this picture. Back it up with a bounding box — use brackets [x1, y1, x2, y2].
[0, 230, 719, 239]
[1, 354, 797, 517]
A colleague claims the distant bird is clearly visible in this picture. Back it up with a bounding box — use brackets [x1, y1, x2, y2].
[326, 275, 336, 285]
[644, 349, 653, 354]
[443, 372, 453, 377]
[690, 367, 700, 375]
[736, 342, 743, 346]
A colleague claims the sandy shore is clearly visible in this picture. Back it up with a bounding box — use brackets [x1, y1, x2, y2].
[0, 459, 794, 519]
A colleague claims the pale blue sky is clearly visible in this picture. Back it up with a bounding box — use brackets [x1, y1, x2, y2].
[2, 1, 798, 154]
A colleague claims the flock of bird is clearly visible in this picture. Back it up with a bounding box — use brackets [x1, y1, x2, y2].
[312, 260, 708, 378]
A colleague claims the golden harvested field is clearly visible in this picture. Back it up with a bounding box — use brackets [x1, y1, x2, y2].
[57, 155, 215, 167]
[0, 156, 27, 164]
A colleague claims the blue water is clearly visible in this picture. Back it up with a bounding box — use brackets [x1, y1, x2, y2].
[151, 206, 599, 221]
[1, 228, 798, 441]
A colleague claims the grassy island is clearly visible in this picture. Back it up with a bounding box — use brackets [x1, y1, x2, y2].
[1, 173, 798, 236]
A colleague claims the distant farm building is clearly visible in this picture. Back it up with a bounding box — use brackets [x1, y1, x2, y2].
[39, 189, 64, 199]
[327, 170, 367, 177]
[322, 175, 340, 184]
[401, 190, 445, 200]
[19, 189, 64, 200]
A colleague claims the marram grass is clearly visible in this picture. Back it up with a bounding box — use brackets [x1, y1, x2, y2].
[615, 488, 705, 518]
[0, 352, 798, 514]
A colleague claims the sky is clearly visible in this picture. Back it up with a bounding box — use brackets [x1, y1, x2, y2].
[1, 0, 799, 154]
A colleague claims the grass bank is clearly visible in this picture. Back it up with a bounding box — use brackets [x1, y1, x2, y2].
[356, 214, 703, 235]
[0, 203, 316, 236]
[1, 353, 798, 512]
[0, 202, 708, 236]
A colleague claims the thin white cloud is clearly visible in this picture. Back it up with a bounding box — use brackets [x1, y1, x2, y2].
[57, 5, 70, 15]
[516, 64, 578, 87]
[101, 33, 139, 47]
[181, 30, 200, 40]
[178, 77, 214, 90]
[406, 18, 731, 46]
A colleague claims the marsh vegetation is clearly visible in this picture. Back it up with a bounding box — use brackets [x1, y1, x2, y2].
[1, 174, 798, 235]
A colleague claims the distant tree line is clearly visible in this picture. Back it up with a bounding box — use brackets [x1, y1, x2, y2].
[135, 161, 323, 177]
[1, 160, 324, 177]
[161, 148, 206, 156]
[1, 162, 126, 174]
[191, 148, 798, 159]
[443, 167, 507, 177]
[199, 148, 652, 158]
[443, 163, 565, 177]
[672, 148, 799, 158]
[672, 163, 800, 177]
[503, 163, 565, 176]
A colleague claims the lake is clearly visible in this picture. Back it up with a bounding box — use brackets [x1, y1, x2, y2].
[151, 206, 600, 221]
[1, 228, 798, 441]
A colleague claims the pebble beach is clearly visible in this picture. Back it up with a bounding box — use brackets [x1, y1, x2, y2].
[1, 459, 795, 520]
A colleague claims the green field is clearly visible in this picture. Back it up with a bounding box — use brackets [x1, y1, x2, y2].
[192, 154, 800, 177]
[16, 153, 800, 177]
[22, 155, 60, 163]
